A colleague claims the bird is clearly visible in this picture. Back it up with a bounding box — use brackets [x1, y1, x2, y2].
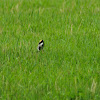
[37, 40, 44, 51]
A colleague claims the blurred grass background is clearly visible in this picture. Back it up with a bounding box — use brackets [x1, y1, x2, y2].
[0, 0, 100, 99]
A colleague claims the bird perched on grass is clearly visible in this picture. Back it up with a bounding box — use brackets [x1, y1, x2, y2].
[37, 40, 44, 51]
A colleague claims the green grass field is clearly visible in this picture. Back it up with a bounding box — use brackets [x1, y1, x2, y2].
[0, 0, 100, 99]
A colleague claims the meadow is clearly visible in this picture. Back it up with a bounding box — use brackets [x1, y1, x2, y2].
[0, 0, 100, 99]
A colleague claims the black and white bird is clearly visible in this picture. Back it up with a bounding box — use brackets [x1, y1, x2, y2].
[37, 40, 44, 51]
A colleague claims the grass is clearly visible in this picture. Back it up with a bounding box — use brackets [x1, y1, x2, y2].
[0, 0, 100, 99]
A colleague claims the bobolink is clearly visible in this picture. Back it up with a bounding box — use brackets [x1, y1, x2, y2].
[37, 40, 44, 51]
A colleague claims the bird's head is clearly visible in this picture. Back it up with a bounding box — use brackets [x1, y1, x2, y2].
[40, 40, 43, 42]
